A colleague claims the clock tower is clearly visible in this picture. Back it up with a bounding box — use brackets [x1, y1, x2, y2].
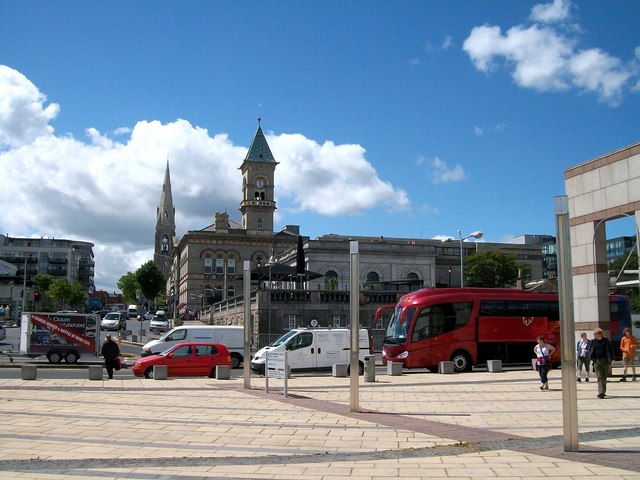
[154, 160, 176, 276]
[239, 118, 278, 235]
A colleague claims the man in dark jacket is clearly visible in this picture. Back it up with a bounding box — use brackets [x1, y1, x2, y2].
[101, 334, 120, 379]
[589, 328, 612, 399]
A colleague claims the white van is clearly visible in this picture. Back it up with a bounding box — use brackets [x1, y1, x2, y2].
[251, 328, 372, 375]
[141, 325, 245, 368]
[127, 305, 138, 319]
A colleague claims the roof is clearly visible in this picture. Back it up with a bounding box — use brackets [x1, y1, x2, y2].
[243, 122, 276, 163]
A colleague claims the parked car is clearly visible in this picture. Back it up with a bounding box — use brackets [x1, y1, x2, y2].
[100, 312, 127, 331]
[131, 342, 231, 378]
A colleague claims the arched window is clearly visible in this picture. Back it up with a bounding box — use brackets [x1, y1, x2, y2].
[325, 270, 338, 289]
[227, 255, 236, 275]
[366, 271, 380, 283]
[214, 285, 223, 302]
[407, 272, 419, 280]
[215, 255, 225, 274]
[256, 218, 263, 229]
[227, 285, 235, 298]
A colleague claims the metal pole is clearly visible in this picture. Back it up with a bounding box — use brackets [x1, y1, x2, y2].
[21, 257, 27, 313]
[458, 230, 464, 287]
[555, 195, 579, 452]
[243, 260, 251, 390]
[349, 241, 360, 412]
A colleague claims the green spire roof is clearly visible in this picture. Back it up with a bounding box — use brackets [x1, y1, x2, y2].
[244, 118, 276, 163]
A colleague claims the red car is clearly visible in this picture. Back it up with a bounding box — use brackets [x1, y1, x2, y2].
[132, 342, 231, 378]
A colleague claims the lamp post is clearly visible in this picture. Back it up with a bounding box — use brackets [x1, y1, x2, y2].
[442, 230, 483, 287]
[21, 256, 28, 314]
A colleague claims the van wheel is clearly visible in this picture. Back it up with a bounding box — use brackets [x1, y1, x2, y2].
[346, 362, 365, 376]
[47, 351, 63, 363]
[230, 353, 242, 369]
[450, 350, 472, 372]
[65, 351, 79, 364]
[144, 367, 154, 379]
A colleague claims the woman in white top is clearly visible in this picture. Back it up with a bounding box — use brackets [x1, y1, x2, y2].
[576, 332, 591, 382]
[534, 335, 556, 390]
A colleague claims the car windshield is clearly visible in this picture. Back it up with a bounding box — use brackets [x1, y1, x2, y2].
[270, 330, 297, 347]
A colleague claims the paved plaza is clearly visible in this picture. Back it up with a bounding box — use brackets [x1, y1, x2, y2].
[0, 366, 639, 479]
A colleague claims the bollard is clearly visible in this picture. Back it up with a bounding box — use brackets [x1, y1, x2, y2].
[88, 365, 103, 380]
[387, 361, 403, 376]
[332, 364, 348, 377]
[364, 355, 375, 382]
[153, 365, 168, 380]
[487, 359, 503, 372]
[215, 365, 231, 380]
[21, 365, 37, 380]
[438, 361, 454, 374]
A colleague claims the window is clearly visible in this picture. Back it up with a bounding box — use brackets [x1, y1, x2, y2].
[195, 345, 218, 356]
[215, 256, 224, 274]
[479, 300, 559, 321]
[288, 332, 313, 350]
[204, 256, 213, 274]
[366, 271, 380, 283]
[332, 314, 346, 327]
[257, 218, 263, 229]
[172, 345, 192, 358]
[227, 256, 236, 275]
[325, 270, 338, 289]
[166, 329, 188, 341]
[214, 285, 223, 302]
[227, 285, 235, 298]
[410, 302, 472, 342]
[287, 314, 300, 330]
[407, 272, 419, 280]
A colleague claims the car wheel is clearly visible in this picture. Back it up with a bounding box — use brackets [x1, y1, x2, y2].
[209, 368, 216, 378]
[230, 353, 242, 369]
[47, 351, 63, 363]
[65, 351, 79, 364]
[144, 367, 154, 379]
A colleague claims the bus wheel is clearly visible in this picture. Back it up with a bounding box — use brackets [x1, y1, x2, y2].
[450, 350, 472, 372]
[65, 351, 79, 364]
[47, 351, 63, 364]
[230, 353, 242, 369]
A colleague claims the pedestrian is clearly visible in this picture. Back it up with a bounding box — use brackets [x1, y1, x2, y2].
[619, 327, 638, 382]
[576, 332, 591, 382]
[534, 335, 555, 390]
[101, 334, 120, 379]
[589, 328, 612, 399]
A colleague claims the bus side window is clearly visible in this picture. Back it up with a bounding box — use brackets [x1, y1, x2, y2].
[411, 311, 430, 342]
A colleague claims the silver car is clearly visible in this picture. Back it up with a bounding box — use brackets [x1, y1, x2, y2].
[149, 315, 169, 333]
[100, 312, 127, 331]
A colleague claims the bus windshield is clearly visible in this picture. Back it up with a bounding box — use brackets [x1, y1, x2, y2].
[384, 306, 416, 344]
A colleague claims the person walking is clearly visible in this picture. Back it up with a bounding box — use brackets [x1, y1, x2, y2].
[589, 328, 612, 399]
[619, 327, 638, 382]
[101, 334, 120, 380]
[534, 335, 555, 390]
[576, 332, 591, 382]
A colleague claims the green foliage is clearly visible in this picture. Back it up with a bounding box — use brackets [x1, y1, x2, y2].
[609, 251, 638, 272]
[46, 279, 87, 310]
[135, 261, 165, 305]
[117, 272, 139, 303]
[464, 251, 520, 288]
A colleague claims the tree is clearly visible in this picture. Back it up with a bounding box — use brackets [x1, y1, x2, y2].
[464, 251, 520, 288]
[135, 261, 165, 306]
[34, 274, 55, 311]
[47, 279, 87, 310]
[117, 272, 139, 303]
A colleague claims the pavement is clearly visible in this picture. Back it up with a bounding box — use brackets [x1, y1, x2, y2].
[0, 365, 639, 479]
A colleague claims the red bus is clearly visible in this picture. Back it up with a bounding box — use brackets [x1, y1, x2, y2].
[379, 288, 631, 372]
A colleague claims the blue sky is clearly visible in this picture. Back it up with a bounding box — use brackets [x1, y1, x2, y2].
[1, 0, 639, 292]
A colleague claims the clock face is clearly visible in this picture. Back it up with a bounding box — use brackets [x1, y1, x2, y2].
[255, 178, 265, 189]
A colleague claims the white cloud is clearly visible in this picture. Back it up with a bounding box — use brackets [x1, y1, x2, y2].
[463, 1, 640, 105]
[0, 65, 410, 290]
[0, 65, 60, 148]
[530, 0, 571, 24]
[424, 156, 467, 184]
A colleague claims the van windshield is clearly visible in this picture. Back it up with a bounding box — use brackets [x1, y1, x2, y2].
[158, 328, 187, 342]
[270, 330, 297, 347]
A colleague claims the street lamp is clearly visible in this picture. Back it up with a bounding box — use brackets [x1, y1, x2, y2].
[442, 230, 483, 287]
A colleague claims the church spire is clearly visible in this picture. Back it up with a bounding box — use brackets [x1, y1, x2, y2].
[244, 118, 276, 163]
[158, 159, 173, 219]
